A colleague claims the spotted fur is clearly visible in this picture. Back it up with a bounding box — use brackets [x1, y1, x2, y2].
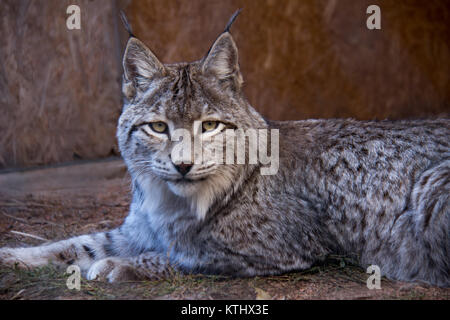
[0, 16, 449, 286]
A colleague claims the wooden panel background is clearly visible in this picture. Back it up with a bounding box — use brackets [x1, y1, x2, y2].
[0, 0, 449, 168]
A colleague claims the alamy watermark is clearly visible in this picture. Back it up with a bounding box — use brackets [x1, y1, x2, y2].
[169, 124, 279, 175]
[366, 265, 381, 289]
[66, 264, 81, 290]
[366, 5, 381, 30]
[66, 4, 381, 33]
[66, 5, 81, 30]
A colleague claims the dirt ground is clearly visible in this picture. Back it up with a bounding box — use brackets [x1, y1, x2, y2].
[0, 159, 448, 300]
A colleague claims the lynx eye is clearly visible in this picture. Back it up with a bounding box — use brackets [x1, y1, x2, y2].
[202, 121, 219, 132]
[149, 121, 168, 133]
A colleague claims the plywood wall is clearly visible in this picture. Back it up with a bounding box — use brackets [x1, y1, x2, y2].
[0, 0, 123, 168]
[126, 0, 450, 120]
[1, 0, 449, 168]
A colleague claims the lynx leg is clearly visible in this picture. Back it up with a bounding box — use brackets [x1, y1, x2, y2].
[0, 228, 128, 273]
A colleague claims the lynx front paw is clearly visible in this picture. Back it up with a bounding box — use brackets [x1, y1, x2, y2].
[0, 248, 41, 268]
[86, 257, 142, 283]
[0, 248, 17, 267]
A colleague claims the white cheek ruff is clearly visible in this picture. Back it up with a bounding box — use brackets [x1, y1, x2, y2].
[137, 169, 234, 221]
[189, 170, 236, 220]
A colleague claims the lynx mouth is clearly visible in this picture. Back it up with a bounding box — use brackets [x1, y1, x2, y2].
[173, 177, 207, 184]
[167, 176, 208, 198]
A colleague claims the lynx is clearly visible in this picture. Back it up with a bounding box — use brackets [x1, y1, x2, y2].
[0, 11, 449, 287]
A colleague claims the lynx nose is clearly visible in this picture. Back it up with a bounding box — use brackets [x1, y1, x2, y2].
[174, 163, 193, 176]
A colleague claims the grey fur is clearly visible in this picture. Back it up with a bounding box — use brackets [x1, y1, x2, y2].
[0, 22, 449, 286]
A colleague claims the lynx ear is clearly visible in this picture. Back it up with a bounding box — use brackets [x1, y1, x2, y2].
[201, 32, 243, 89]
[122, 37, 165, 99]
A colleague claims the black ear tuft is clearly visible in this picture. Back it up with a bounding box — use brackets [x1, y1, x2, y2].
[201, 10, 244, 89]
[224, 8, 243, 33]
[119, 10, 135, 38]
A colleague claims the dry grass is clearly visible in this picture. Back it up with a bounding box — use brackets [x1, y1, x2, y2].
[1, 255, 449, 300]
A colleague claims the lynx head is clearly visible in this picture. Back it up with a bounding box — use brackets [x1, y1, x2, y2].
[117, 12, 267, 219]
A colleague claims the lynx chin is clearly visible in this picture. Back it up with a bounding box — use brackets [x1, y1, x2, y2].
[0, 11, 448, 287]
